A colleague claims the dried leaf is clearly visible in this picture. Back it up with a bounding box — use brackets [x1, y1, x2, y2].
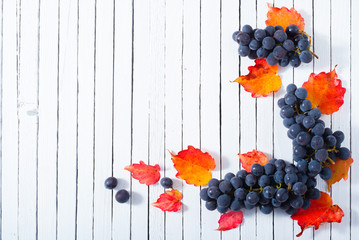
[216, 211, 244, 231]
[171, 146, 216, 186]
[233, 59, 281, 98]
[239, 150, 269, 172]
[291, 191, 344, 237]
[124, 161, 161, 186]
[152, 189, 183, 212]
[327, 157, 353, 191]
[265, 3, 305, 31]
[302, 67, 346, 115]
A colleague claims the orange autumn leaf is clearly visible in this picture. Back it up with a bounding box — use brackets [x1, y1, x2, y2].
[302, 67, 346, 115]
[265, 3, 305, 31]
[171, 146, 216, 186]
[124, 161, 161, 186]
[233, 58, 281, 98]
[291, 191, 344, 237]
[216, 211, 243, 231]
[152, 189, 182, 212]
[327, 157, 353, 191]
[238, 150, 269, 172]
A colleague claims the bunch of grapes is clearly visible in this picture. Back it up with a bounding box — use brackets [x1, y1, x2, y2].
[278, 84, 351, 181]
[200, 83, 351, 215]
[232, 24, 317, 67]
[200, 161, 319, 215]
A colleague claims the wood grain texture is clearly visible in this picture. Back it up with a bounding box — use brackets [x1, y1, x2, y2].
[1, 1, 357, 239]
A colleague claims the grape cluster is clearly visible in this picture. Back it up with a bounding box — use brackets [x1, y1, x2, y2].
[200, 161, 318, 215]
[232, 24, 316, 67]
[279, 84, 351, 180]
[200, 83, 351, 215]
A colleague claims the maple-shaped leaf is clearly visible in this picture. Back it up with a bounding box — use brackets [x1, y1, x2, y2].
[171, 146, 216, 186]
[152, 189, 182, 212]
[238, 150, 269, 172]
[124, 161, 161, 186]
[265, 3, 305, 31]
[291, 191, 344, 237]
[216, 211, 243, 231]
[327, 157, 353, 191]
[233, 58, 281, 98]
[302, 67, 346, 115]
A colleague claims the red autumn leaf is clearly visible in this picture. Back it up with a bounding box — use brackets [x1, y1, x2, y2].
[265, 3, 305, 31]
[171, 146, 216, 186]
[238, 150, 269, 172]
[291, 191, 344, 237]
[327, 157, 353, 191]
[124, 161, 161, 186]
[233, 59, 281, 98]
[302, 67, 346, 115]
[216, 211, 243, 231]
[152, 189, 183, 212]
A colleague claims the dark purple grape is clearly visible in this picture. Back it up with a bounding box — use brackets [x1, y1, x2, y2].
[105, 177, 118, 189]
[160, 177, 173, 188]
[224, 172, 235, 182]
[285, 24, 299, 37]
[337, 147, 351, 160]
[205, 200, 217, 211]
[246, 191, 260, 205]
[242, 24, 253, 34]
[320, 166, 333, 180]
[200, 188, 211, 201]
[217, 194, 232, 208]
[208, 178, 220, 187]
[115, 189, 130, 203]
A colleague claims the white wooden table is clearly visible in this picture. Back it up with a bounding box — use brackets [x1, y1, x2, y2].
[1, 0, 358, 239]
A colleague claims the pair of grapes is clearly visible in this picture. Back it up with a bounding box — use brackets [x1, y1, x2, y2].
[104, 177, 130, 203]
[104, 176, 174, 203]
[278, 84, 351, 181]
[232, 24, 315, 67]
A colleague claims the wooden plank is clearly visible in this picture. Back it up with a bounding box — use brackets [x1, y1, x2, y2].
[57, 0, 78, 239]
[18, 0, 40, 238]
[331, 0, 351, 239]
[148, 0, 166, 239]
[0, 0, 2, 234]
[93, 0, 114, 239]
[256, 1, 274, 239]
[112, 0, 132, 239]
[239, 0, 257, 239]
[271, 1, 295, 239]
[37, 0, 58, 239]
[164, 0, 183, 239]
[351, 0, 359, 238]
[220, 0, 240, 239]
[312, 0, 331, 239]
[200, 0, 221, 239]
[131, 0, 150, 238]
[182, 0, 201, 239]
[1, 0, 19, 238]
[292, 1, 314, 239]
[76, 0, 95, 239]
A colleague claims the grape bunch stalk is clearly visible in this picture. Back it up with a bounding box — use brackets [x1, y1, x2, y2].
[232, 24, 318, 67]
[200, 84, 351, 216]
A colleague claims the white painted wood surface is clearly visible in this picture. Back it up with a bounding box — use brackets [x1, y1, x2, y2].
[1, 0, 358, 239]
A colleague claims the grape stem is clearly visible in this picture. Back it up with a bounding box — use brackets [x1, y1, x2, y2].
[294, 104, 300, 115]
[328, 157, 336, 165]
[298, 30, 319, 59]
[327, 145, 339, 153]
